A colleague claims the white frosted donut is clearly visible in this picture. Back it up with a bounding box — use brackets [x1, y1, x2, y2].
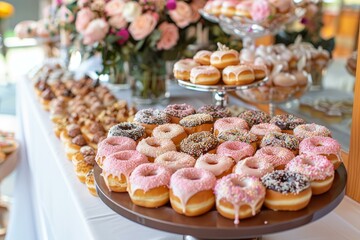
[210, 49, 240, 69]
[234, 156, 274, 178]
[190, 66, 221, 85]
[193, 50, 212, 65]
[222, 65, 255, 85]
[195, 153, 234, 178]
[173, 59, 200, 81]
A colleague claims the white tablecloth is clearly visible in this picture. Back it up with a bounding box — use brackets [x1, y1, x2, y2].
[6, 78, 360, 240]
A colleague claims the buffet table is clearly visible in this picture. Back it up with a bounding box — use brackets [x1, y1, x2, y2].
[6, 77, 358, 240]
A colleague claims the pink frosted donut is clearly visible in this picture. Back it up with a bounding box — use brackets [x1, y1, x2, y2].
[193, 50, 212, 65]
[299, 136, 342, 169]
[136, 137, 176, 162]
[217, 141, 255, 163]
[255, 146, 295, 169]
[286, 154, 334, 195]
[250, 123, 281, 140]
[215, 174, 265, 224]
[195, 153, 234, 178]
[152, 123, 187, 147]
[96, 136, 137, 167]
[128, 163, 172, 207]
[294, 123, 332, 141]
[214, 117, 249, 136]
[234, 156, 274, 178]
[154, 151, 196, 172]
[102, 150, 148, 192]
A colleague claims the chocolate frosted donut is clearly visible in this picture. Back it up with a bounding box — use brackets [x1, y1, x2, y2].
[134, 108, 170, 125]
[180, 131, 218, 157]
[261, 170, 310, 194]
[270, 114, 306, 133]
[164, 104, 196, 122]
[261, 132, 299, 153]
[108, 122, 145, 141]
[238, 110, 270, 127]
[197, 105, 232, 119]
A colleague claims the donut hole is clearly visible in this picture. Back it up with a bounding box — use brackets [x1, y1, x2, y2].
[246, 162, 259, 170]
[162, 127, 171, 133]
[120, 125, 133, 131]
[231, 178, 249, 188]
[147, 142, 161, 147]
[145, 169, 158, 177]
[303, 159, 315, 167]
[226, 145, 241, 151]
[205, 159, 218, 165]
[315, 143, 323, 147]
[163, 157, 176, 162]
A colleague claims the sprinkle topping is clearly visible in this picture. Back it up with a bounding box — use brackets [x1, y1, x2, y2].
[261, 170, 310, 194]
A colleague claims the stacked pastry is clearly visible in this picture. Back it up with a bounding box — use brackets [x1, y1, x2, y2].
[0, 130, 18, 164]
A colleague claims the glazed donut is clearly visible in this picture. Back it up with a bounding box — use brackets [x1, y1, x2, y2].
[173, 59, 200, 81]
[299, 136, 342, 170]
[193, 50, 212, 65]
[249, 64, 268, 80]
[210, 44, 240, 69]
[152, 124, 188, 148]
[190, 66, 221, 85]
[197, 105, 232, 120]
[72, 145, 96, 166]
[180, 131, 218, 158]
[238, 110, 271, 128]
[293, 123, 331, 141]
[222, 65, 255, 85]
[154, 151, 196, 173]
[235, 0, 252, 18]
[107, 122, 146, 142]
[102, 150, 149, 192]
[136, 137, 176, 162]
[134, 108, 171, 136]
[217, 129, 258, 150]
[261, 170, 312, 211]
[260, 132, 299, 155]
[179, 113, 214, 135]
[272, 73, 298, 95]
[215, 174, 265, 224]
[169, 168, 216, 216]
[195, 153, 234, 178]
[216, 141, 255, 163]
[214, 117, 249, 136]
[255, 146, 295, 170]
[128, 163, 172, 208]
[164, 103, 196, 123]
[85, 169, 98, 197]
[95, 136, 137, 167]
[286, 154, 334, 195]
[75, 161, 93, 184]
[64, 135, 87, 160]
[270, 114, 306, 134]
[234, 157, 274, 178]
[250, 123, 281, 145]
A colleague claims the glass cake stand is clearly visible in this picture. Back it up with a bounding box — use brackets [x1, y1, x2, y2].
[94, 164, 347, 240]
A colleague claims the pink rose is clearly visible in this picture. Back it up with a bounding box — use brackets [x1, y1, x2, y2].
[116, 28, 130, 45]
[108, 15, 127, 29]
[166, 0, 177, 10]
[156, 22, 179, 50]
[129, 13, 157, 40]
[169, 1, 192, 28]
[190, 0, 207, 23]
[250, 0, 271, 22]
[83, 18, 109, 45]
[76, 8, 95, 34]
[59, 5, 74, 24]
[105, 0, 125, 17]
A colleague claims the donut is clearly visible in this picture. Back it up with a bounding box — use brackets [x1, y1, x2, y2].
[180, 131, 218, 158]
[173, 59, 200, 81]
[136, 137, 176, 162]
[255, 146, 295, 170]
[216, 141, 255, 163]
[215, 174, 265, 224]
[85, 169, 98, 197]
[217, 129, 258, 150]
[270, 114, 306, 134]
[95, 136, 137, 167]
[250, 123, 281, 145]
[81, 121, 105, 143]
[222, 65, 255, 85]
[272, 73, 298, 95]
[134, 108, 171, 136]
[107, 122, 146, 142]
[164, 104, 196, 123]
[60, 123, 81, 144]
[238, 110, 271, 128]
[250, 64, 268, 80]
[234, 157, 274, 178]
[179, 113, 214, 135]
[235, 0, 252, 18]
[214, 117, 249, 136]
[195, 153, 234, 178]
[190, 66, 221, 85]
[101, 150, 149, 192]
[261, 170, 312, 211]
[299, 136, 342, 170]
[261, 132, 299, 155]
[293, 123, 331, 141]
[152, 124, 187, 149]
[193, 50, 212, 65]
[220, 0, 239, 17]
[197, 105, 232, 120]
[128, 163, 172, 208]
[169, 168, 216, 216]
[210, 47, 240, 69]
[65, 135, 87, 160]
[75, 161, 93, 183]
[154, 151, 196, 173]
[211, 0, 223, 15]
[286, 154, 334, 195]
[72, 145, 96, 166]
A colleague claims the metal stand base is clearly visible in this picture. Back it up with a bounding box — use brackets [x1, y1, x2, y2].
[183, 235, 262, 240]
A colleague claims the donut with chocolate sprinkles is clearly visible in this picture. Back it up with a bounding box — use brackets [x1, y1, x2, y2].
[180, 131, 218, 157]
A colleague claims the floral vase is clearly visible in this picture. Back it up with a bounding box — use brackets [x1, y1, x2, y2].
[99, 60, 129, 90]
[129, 55, 169, 105]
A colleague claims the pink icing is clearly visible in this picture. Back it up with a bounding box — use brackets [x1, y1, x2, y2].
[174, 59, 200, 72]
[285, 154, 334, 181]
[193, 50, 212, 60]
[250, 123, 281, 137]
[217, 141, 255, 163]
[154, 151, 196, 173]
[214, 117, 249, 134]
[195, 153, 234, 177]
[128, 163, 172, 194]
[190, 66, 221, 78]
[255, 146, 295, 168]
[214, 174, 265, 224]
[96, 136, 137, 164]
[170, 168, 216, 213]
[211, 49, 239, 61]
[222, 65, 254, 79]
[299, 136, 342, 162]
[293, 123, 331, 141]
[136, 137, 176, 158]
[234, 156, 274, 178]
[152, 124, 186, 140]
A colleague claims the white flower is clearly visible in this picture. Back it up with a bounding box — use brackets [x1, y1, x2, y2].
[122, 1, 142, 22]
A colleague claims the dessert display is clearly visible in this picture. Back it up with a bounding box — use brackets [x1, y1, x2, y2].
[0, 130, 18, 164]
